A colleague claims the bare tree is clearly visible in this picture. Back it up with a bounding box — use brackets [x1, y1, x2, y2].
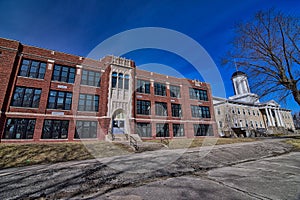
[225, 9, 300, 105]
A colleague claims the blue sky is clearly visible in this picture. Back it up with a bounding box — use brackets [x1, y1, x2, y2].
[0, 0, 299, 112]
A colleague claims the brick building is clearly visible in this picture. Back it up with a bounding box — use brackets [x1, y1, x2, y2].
[0, 37, 217, 143]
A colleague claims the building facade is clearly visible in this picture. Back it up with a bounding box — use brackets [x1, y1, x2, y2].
[214, 71, 295, 137]
[0, 37, 217, 143]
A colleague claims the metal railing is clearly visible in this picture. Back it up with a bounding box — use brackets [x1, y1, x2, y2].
[129, 136, 139, 151]
[108, 129, 115, 141]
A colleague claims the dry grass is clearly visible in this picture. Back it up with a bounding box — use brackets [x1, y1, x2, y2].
[286, 139, 300, 150]
[0, 141, 133, 169]
[144, 137, 258, 149]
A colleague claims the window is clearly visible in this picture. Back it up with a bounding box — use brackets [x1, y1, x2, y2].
[217, 108, 221, 115]
[136, 123, 152, 137]
[257, 111, 260, 116]
[189, 88, 208, 101]
[243, 109, 245, 115]
[193, 124, 213, 136]
[136, 79, 150, 94]
[75, 121, 97, 138]
[78, 94, 99, 112]
[3, 118, 35, 139]
[173, 124, 184, 137]
[232, 108, 235, 114]
[19, 59, 46, 79]
[219, 121, 223, 128]
[253, 110, 255, 116]
[112, 72, 117, 88]
[137, 100, 151, 115]
[42, 120, 69, 139]
[171, 103, 182, 117]
[170, 85, 180, 98]
[47, 90, 72, 110]
[237, 108, 240, 114]
[156, 123, 169, 137]
[154, 82, 166, 96]
[191, 105, 211, 118]
[81, 69, 100, 87]
[11, 86, 41, 108]
[124, 75, 130, 90]
[155, 102, 168, 116]
[248, 109, 251, 115]
[52, 64, 75, 83]
[118, 73, 123, 89]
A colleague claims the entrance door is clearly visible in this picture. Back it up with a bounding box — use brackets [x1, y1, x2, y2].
[112, 120, 125, 134]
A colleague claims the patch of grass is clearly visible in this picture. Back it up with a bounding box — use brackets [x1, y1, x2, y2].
[286, 139, 300, 150]
[0, 141, 133, 169]
[143, 137, 258, 149]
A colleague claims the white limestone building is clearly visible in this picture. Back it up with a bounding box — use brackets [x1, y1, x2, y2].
[214, 71, 295, 137]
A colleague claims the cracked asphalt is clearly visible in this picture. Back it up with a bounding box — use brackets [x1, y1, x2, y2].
[0, 139, 299, 200]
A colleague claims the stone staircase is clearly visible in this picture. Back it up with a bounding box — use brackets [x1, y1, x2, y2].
[106, 132, 167, 152]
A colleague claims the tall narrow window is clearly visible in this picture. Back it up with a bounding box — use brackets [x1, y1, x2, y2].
[112, 72, 117, 88]
[124, 74, 130, 90]
[3, 118, 36, 139]
[11, 87, 42, 108]
[19, 59, 46, 79]
[118, 73, 123, 89]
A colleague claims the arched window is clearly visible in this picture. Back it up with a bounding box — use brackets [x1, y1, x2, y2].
[124, 74, 130, 90]
[112, 72, 117, 88]
[118, 73, 123, 89]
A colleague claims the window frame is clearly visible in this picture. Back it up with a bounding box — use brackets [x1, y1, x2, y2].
[137, 100, 151, 115]
[155, 102, 168, 116]
[136, 122, 152, 137]
[52, 64, 76, 84]
[191, 105, 211, 118]
[3, 118, 36, 139]
[136, 79, 150, 94]
[170, 85, 181, 98]
[156, 123, 169, 137]
[171, 103, 182, 117]
[189, 88, 208, 101]
[11, 86, 42, 108]
[154, 82, 166, 96]
[173, 124, 184, 137]
[81, 69, 101, 87]
[77, 94, 99, 112]
[75, 121, 97, 139]
[47, 90, 73, 110]
[18, 59, 47, 79]
[42, 119, 69, 139]
[193, 124, 213, 136]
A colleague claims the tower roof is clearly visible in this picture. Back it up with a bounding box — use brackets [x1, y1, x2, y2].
[231, 71, 247, 78]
